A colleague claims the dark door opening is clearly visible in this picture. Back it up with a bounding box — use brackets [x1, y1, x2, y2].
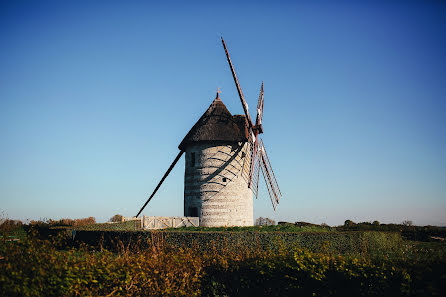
[189, 207, 198, 217]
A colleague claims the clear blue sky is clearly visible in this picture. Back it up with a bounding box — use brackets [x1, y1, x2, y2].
[1, 0, 445, 226]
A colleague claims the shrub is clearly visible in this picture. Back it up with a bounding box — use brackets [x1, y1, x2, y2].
[344, 219, 355, 227]
[202, 248, 412, 296]
[73, 217, 96, 226]
[29, 217, 96, 227]
[109, 214, 124, 223]
[255, 217, 276, 226]
[0, 232, 202, 297]
[0, 219, 23, 232]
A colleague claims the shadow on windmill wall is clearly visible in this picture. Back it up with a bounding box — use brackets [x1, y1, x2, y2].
[184, 141, 254, 226]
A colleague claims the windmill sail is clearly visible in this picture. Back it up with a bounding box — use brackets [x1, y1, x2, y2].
[240, 136, 254, 183]
[221, 37, 254, 130]
[259, 139, 281, 210]
[136, 150, 184, 217]
[222, 37, 281, 211]
[248, 83, 265, 187]
[250, 140, 261, 198]
[255, 82, 264, 130]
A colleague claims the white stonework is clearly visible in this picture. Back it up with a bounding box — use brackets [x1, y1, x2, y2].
[184, 141, 254, 227]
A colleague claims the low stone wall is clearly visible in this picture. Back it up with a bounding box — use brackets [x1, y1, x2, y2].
[122, 216, 199, 230]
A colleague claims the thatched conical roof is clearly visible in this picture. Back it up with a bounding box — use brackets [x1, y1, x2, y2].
[178, 93, 249, 150]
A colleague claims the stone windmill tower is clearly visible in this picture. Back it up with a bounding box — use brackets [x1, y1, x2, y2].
[136, 38, 281, 227]
[178, 91, 254, 226]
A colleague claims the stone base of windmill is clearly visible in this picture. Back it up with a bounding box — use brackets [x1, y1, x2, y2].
[183, 143, 254, 227]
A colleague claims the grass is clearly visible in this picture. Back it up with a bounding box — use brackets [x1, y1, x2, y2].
[71, 221, 140, 231]
[0, 227, 27, 241]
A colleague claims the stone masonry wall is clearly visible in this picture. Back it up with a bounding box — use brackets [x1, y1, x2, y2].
[184, 141, 253, 227]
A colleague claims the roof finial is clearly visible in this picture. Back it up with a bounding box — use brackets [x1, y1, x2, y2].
[216, 87, 221, 99]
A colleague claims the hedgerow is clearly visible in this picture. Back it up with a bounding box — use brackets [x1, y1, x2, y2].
[69, 230, 403, 256]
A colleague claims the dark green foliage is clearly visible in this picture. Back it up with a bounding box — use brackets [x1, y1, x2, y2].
[0, 219, 26, 241]
[338, 222, 446, 242]
[64, 230, 403, 256]
[0, 231, 202, 297]
[2, 221, 445, 296]
[1, 229, 445, 297]
[109, 214, 124, 222]
[202, 250, 412, 297]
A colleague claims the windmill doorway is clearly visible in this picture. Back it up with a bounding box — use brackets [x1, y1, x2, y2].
[188, 207, 198, 217]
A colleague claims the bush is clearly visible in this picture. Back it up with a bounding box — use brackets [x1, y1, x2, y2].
[29, 217, 96, 227]
[255, 217, 276, 226]
[344, 220, 355, 227]
[202, 248, 412, 296]
[109, 214, 124, 223]
[0, 219, 23, 232]
[0, 232, 202, 297]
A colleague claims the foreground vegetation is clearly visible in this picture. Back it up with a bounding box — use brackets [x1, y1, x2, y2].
[1, 223, 445, 296]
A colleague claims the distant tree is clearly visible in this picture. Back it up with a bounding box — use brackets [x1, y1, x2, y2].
[321, 222, 329, 227]
[109, 214, 123, 223]
[402, 220, 413, 226]
[372, 220, 380, 226]
[344, 220, 355, 227]
[0, 219, 23, 232]
[74, 217, 96, 226]
[255, 217, 275, 226]
[54, 217, 96, 226]
[60, 218, 75, 226]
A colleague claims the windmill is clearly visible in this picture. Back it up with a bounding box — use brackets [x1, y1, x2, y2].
[136, 38, 281, 226]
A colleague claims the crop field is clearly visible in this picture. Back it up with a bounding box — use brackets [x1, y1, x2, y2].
[1, 223, 445, 297]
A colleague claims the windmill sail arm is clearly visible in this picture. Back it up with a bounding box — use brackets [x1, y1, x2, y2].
[260, 163, 277, 210]
[250, 144, 261, 198]
[248, 136, 259, 188]
[221, 37, 254, 129]
[259, 140, 281, 209]
[136, 150, 184, 217]
[255, 82, 264, 129]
